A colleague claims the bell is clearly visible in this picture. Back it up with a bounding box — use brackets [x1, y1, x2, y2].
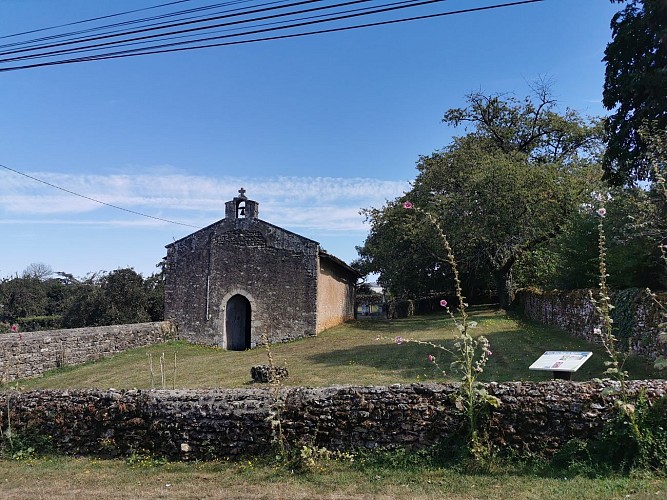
[239, 206, 246, 216]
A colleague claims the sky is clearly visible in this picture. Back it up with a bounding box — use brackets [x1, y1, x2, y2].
[0, 0, 620, 279]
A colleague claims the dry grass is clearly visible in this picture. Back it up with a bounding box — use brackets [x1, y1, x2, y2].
[2, 308, 665, 498]
[8, 306, 662, 391]
[0, 456, 666, 499]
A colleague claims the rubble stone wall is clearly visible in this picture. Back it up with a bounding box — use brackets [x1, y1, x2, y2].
[515, 288, 667, 359]
[1, 380, 666, 460]
[0, 322, 176, 383]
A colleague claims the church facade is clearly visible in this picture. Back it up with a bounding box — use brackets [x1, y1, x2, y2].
[164, 189, 359, 349]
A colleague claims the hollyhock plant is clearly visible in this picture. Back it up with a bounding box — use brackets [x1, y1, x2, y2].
[377, 199, 497, 460]
[590, 199, 630, 396]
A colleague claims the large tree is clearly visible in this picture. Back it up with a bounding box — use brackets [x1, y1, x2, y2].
[602, 0, 667, 185]
[356, 203, 469, 299]
[357, 89, 603, 308]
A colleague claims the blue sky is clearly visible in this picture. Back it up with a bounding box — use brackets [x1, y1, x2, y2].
[0, 0, 619, 279]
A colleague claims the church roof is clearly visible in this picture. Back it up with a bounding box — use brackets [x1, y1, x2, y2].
[165, 189, 359, 278]
[319, 249, 361, 277]
[165, 215, 318, 248]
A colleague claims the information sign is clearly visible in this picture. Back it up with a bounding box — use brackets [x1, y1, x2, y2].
[529, 351, 593, 379]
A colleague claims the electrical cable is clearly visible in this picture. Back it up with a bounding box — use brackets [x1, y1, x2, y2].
[0, 163, 200, 229]
[1, 0, 424, 63]
[0, 0, 425, 62]
[0, 0, 326, 57]
[0, 0, 196, 40]
[0, 1, 267, 50]
[0, 0, 301, 58]
[0, 0, 543, 72]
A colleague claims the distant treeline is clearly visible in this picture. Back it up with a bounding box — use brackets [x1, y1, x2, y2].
[0, 264, 164, 332]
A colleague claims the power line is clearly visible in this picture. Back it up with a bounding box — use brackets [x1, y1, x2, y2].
[3, 0, 435, 65]
[0, 0, 543, 71]
[0, 163, 200, 229]
[0, 0, 269, 51]
[0, 0, 197, 40]
[0, 0, 369, 63]
[0, 0, 323, 56]
[0, 0, 424, 63]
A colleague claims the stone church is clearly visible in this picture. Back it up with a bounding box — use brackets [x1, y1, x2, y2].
[164, 189, 359, 350]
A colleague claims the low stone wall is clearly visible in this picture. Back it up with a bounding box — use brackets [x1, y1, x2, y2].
[515, 288, 667, 359]
[0, 322, 177, 383]
[1, 380, 665, 460]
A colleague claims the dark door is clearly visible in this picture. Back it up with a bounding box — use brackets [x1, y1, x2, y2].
[225, 294, 251, 350]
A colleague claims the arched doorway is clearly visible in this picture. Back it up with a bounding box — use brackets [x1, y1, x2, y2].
[225, 294, 251, 350]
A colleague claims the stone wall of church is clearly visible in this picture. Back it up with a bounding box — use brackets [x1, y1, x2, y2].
[165, 218, 319, 347]
[164, 228, 212, 346]
[316, 257, 356, 333]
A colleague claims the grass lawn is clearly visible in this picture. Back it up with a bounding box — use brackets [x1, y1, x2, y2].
[2, 307, 665, 498]
[8, 305, 662, 391]
[0, 455, 666, 499]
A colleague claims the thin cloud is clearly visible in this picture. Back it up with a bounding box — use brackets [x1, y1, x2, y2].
[0, 171, 408, 232]
[0, 218, 169, 227]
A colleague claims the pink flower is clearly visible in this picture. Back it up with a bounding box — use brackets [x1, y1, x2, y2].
[402, 201, 413, 209]
[428, 354, 436, 363]
[596, 208, 606, 217]
[440, 299, 448, 308]
[10, 324, 18, 333]
[394, 336, 404, 345]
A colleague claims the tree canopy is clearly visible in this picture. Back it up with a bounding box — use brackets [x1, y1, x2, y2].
[513, 185, 666, 291]
[602, 0, 667, 185]
[0, 265, 164, 331]
[355, 89, 604, 308]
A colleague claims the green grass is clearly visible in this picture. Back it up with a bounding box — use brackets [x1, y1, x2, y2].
[0, 454, 665, 499]
[7, 306, 662, 391]
[2, 308, 665, 497]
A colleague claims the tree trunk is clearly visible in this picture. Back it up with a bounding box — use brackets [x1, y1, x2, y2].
[494, 268, 515, 310]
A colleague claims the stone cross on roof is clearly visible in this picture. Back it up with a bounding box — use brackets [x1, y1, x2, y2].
[238, 187, 247, 199]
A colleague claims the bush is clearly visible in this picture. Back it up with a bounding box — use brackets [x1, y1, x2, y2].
[561, 393, 667, 473]
[16, 316, 63, 332]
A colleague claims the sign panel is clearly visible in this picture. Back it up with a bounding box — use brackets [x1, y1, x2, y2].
[529, 351, 593, 373]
